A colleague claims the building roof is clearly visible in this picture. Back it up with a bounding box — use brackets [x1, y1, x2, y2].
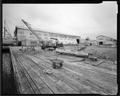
[96, 35, 116, 41]
[15, 26, 80, 38]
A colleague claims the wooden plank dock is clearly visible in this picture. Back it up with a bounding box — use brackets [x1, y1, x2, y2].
[10, 47, 117, 94]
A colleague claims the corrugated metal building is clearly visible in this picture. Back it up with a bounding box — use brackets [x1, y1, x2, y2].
[14, 26, 81, 46]
[96, 35, 117, 47]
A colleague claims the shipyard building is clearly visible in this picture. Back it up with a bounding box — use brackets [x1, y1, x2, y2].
[14, 26, 81, 46]
[96, 35, 117, 47]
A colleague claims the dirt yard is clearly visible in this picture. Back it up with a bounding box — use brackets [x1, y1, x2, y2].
[63, 44, 117, 62]
[83, 45, 117, 61]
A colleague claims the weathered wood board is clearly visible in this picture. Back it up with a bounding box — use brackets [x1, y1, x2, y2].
[10, 47, 117, 95]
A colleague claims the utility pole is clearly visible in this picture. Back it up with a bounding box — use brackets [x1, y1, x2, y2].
[4, 20, 6, 38]
[4, 20, 12, 38]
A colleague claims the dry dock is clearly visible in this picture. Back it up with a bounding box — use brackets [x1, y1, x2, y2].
[9, 47, 117, 94]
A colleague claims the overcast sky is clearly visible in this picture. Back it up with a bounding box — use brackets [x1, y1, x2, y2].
[3, 2, 117, 40]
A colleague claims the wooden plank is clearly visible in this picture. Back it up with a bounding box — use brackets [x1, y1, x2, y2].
[11, 52, 21, 93]
[2, 53, 11, 75]
[11, 49, 26, 93]
[36, 52, 116, 75]
[35, 53, 116, 85]
[23, 54, 80, 94]
[32, 53, 117, 95]
[11, 51, 34, 94]
[10, 48, 117, 94]
[14, 53, 36, 94]
[10, 48, 42, 94]
[27, 55, 98, 94]
[16, 55, 41, 94]
[18, 55, 53, 94]
[19, 55, 63, 94]
[27, 55, 76, 93]
[26, 55, 77, 94]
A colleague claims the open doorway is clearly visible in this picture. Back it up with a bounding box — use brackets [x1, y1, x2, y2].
[99, 42, 103, 45]
[18, 41, 22, 46]
[76, 39, 80, 44]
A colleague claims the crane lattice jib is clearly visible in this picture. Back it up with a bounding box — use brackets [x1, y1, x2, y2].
[21, 19, 42, 41]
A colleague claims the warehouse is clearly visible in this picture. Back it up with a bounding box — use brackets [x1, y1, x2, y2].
[14, 26, 81, 46]
[96, 35, 117, 47]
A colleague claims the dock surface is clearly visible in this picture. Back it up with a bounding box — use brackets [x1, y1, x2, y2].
[10, 47, 117, 94]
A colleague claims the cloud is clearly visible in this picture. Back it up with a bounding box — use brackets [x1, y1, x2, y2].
[3, 2, 117, 39]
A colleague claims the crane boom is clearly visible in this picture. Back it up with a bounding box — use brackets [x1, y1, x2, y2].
[21, 19, 62, 50]
[21, 19, 42, 41]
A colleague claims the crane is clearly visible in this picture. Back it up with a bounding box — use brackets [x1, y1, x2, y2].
[3, 20, 17, 46]
[21, 19, 59, 50]
[21, 19, 64, 69]
[3, 20, 13, 38]
[21, 19, 42, 41]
